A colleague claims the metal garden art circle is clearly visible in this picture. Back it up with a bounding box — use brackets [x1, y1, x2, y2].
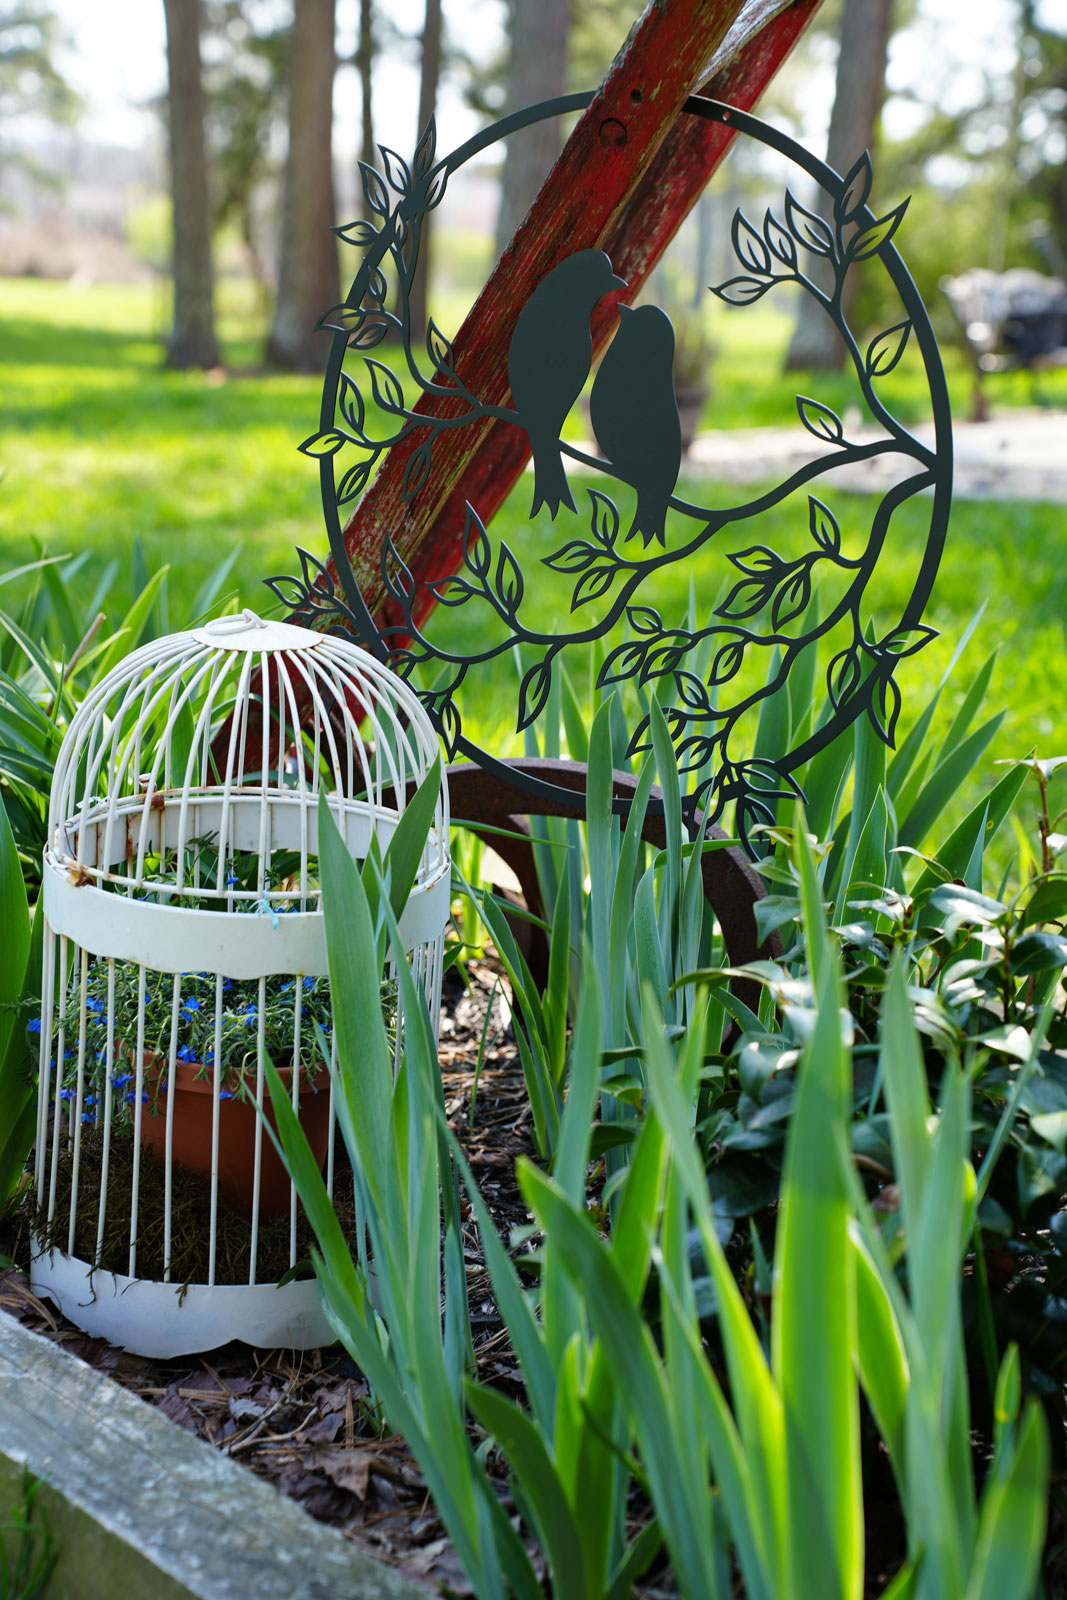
[274, 95, 952, 853]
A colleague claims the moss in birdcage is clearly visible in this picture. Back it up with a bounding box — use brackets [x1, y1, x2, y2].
[27, 1129, 362, 1287]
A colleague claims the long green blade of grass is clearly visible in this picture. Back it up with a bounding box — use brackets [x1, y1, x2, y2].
[964, 1401, 1049, 1600]
[774, 830, 862, 1600]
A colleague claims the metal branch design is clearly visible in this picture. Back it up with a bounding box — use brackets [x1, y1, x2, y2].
[270, 98, 952, 854]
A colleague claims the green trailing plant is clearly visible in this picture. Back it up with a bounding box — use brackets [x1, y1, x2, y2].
[40, 965, 342, 1132]
[31, 831, 399, 1131]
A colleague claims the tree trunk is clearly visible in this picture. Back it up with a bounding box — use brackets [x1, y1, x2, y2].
[357, 0, 375, 216]
[493, 0, 575, 261]
[783, 0, 894, 372]
[162, 0, 219, 369]
[267, 0, 339, 372]
[407, 0, 444, 347]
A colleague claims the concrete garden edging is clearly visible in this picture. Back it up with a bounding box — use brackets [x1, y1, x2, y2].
[0, 1312, 432, 1600]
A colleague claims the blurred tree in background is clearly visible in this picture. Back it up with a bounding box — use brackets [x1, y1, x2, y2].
[0, 3, 78, 182]
[203, 0, 288, 298]
[854, 1, 1066, 345]
[7, 0, 1061, 380]
[407, 0, 443, 342]
[266, 0, 338, 370]
[1018, 3, 1066, 274]
[163, 0, 220, 368]
[784, 0, 895, 371]
[492, 0, 574, 262]
[353, 0, 375, 215]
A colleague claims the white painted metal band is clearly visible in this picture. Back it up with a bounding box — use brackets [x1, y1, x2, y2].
[42, 864, 452, 977]
[54, 793, 405, 872]
[30, 1244, 334, 1357]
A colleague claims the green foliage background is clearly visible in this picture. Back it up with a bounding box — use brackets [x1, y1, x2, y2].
[1, 275, 1065, 802]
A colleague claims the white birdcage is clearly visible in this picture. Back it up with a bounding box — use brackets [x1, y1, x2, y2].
[30, 609, 450, 1358]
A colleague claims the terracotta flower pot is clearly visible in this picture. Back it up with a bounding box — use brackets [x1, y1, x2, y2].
[138, 1058, 331, 1222]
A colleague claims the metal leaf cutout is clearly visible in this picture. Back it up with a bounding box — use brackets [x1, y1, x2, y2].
[796, 396, 846, 446]
[784, 190, 835, 256]
[865, 321, 912, 379]
[850, 199, 909, 262]
[731, 210, 771, 275]
[836, 152, 873, 224]
[358, 161, 390, 218]
[517, 659, 553, 731]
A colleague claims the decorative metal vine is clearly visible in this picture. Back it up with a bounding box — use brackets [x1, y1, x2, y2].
[268, 95, 953, 853]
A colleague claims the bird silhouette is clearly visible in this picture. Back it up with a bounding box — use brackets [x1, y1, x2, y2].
[590, 304, 681, 548]
[508, 250, 626, 520]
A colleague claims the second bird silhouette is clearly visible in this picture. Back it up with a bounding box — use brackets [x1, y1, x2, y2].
[508, 250, 626, 520]
[590, 303, 681, 548]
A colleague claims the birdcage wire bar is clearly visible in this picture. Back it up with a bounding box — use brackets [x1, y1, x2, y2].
[31, 610, 449, 1357]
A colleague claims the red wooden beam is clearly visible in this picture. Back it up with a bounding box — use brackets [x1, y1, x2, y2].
[331, 0, 823, 628]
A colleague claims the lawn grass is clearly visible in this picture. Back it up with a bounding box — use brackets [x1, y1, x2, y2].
[0, 277, 324, 602]
[1, 275, 1064, 862]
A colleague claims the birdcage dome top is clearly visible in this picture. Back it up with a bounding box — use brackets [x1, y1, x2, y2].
[43, 609, 449, 979]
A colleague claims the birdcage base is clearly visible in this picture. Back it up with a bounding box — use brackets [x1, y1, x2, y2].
[29, 1243, 334, 1358]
